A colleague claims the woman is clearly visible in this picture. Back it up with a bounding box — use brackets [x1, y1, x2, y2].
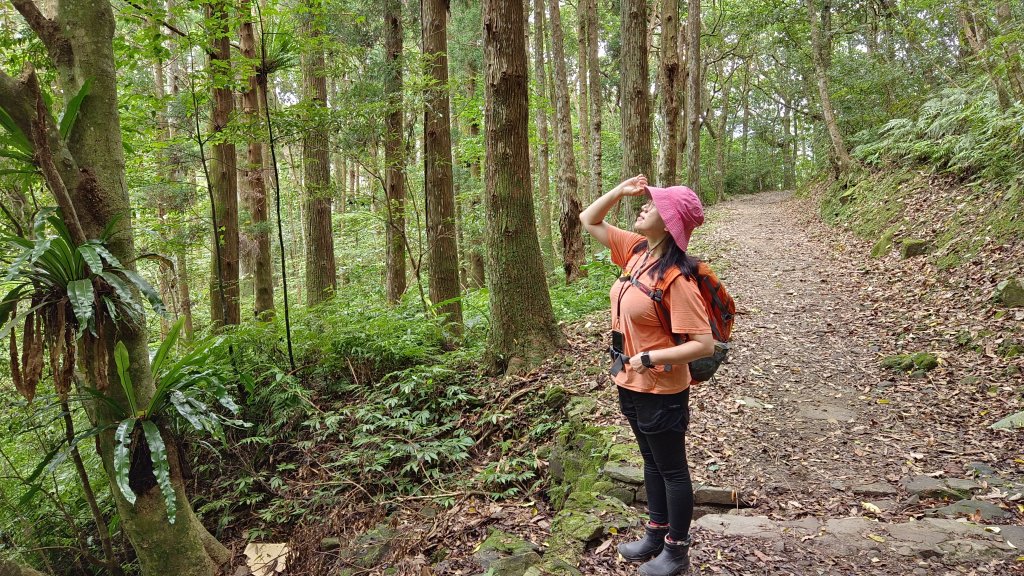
[579, 174, 714, 576]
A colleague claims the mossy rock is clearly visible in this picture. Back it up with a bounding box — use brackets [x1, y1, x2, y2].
[551, 509, 604, 543]
[900, 238, 931, 258]
[994, 278, 1024, 307]
[523, 558, 583, 576]
[565, 396, 599, 420]
[881, 354, 915, 371]
[544, 386, 569, 409]
[475, 529, 542, 576]
[870, 228, 896, 258]
[882, 352, 937, 372]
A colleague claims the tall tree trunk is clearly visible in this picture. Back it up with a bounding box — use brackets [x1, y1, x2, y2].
[586, 0, 603, 204]
[657, 0, 680, 184]
[532, 0, 555, 270]
[959, 6, 1013, 109]
[206, 0, 241, 326]
[576, 2, 591, 200]
[805, 0, 854, 173]
[240, 0, 275, 319]
[782, 100, 796, 189]
[547, 0, 586, 283]
[685, 0, 702, 196]
[714, 69, 731, 200]
[621, 0, 653, 197]
[301, 0, 337, 305]
[464, 57, 486, 288]
[384, 0, 407, 303]
[482, 0, 564, 374]
[2, 1, 229, 573]
[422, 0, 464, 334]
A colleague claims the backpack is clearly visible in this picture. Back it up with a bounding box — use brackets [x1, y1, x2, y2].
[627, 261, 735, 382]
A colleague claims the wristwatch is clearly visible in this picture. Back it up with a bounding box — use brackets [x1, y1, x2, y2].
[640, 351, 655, 368]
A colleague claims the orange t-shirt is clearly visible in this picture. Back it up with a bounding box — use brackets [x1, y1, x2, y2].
[608, 227, 711, 394]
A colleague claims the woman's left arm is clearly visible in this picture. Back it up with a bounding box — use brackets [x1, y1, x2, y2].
[637, 334, 714, 368]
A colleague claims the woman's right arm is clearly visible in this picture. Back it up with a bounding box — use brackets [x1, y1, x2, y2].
[579, 174, 648, 249]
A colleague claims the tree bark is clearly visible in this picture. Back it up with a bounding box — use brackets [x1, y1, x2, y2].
[482, 0, 563, 374]
[805, 0, 854, 173]
[657, 0, 680, 184]
[422, 0, 464, 333]
[995, 1, 1024, 101]
[959, 6, 1013, 109]
[301, 0, 337, 305]
[714, 69, 731, 200]
[576, 2, 591, 199]
[384, 0, 407, 303]
[464, 57, 486, 289]
[206, 0, 241, 326]
[547, 0, 586, 283]
[621, 0, 653, 195]
[240, 0, 275, 318]
[586, 0, 603, 204]
[685, 0, 702, 197]
[3, 1, 228, 573]
[532, 0, 555, 270]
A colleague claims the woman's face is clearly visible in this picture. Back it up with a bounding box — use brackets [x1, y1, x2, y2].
[634, 199, 665, 236]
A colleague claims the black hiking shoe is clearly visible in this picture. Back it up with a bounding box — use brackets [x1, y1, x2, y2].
[617, 524, 669, 562]
[638, 535, 691, 576]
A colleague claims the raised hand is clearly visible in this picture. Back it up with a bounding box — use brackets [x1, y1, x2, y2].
[619, 174, 648, 197]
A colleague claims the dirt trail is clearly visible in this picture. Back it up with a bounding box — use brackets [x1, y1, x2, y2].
[588, 190, 1023, 574]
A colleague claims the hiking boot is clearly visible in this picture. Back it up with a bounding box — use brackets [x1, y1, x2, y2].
[617, 524, 669, 562]
[638, 535, 691, 576]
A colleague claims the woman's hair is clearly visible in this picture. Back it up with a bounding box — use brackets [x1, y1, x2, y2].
[632, 238, 700, 282]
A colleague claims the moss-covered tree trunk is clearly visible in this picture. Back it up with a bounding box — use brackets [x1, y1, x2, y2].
[2, 1, 229, 574]
[302, 0, 338, 305]
[240, 0, 275, 318]
[658, 0, 680, 185]
[422, 0, 464, 333]
[206, 0, 242, 326]
[685, 0, 702, 197]
[586, 0, 603, 205]
[384, 0, 408, 304]
[547, 0, 586, 283]
[621, 0, 652, 209]
[532, 0, 555, 271]
[483, 0, 564, 374]
[805, 0, 853, 173]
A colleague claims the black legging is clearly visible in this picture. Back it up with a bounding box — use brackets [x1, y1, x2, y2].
[618, 386, 693, 542]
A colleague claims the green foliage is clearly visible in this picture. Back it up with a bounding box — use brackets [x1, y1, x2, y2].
[853, 85, 1024, 184]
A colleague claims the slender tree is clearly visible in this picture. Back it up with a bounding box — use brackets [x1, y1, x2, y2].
[240, 0, 274, 318]
[547, 0, 586, 282]
[301, 0, 337, 305]
[586, 0, 603, 202]
[658, 0, 681, 184]
[576, 1, 591, 198]
[2, 1, 229, 573]
[685, 0, 702, 196]
[621, 0, 653, 190]
[482, 0, 563, 373]
[384, 0, 407, 303]
[206, 0, 241, 326]
[422, 0, 464, 333]
[532, 0, 555, 269]
[805, 0, 853, 173]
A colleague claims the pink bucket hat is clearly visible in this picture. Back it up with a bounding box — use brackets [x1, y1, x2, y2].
[645, 185, 704, 251]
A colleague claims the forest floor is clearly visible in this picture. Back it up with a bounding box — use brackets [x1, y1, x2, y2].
[288, 190, 1024, 576]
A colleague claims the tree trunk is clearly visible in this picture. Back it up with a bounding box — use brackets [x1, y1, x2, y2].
[782, 100, 796, 190]
[547, 0, 586, 283]
[384, 0, 407, 303]
[206, 0, 241, 327]
[586, 0, 603, 204]
[422, 0, 464, 333]
[2, 1, 229, 573]
[482, 0, 564, 374]
[576, 2, 591, 200]
[301, 0, 337, 305]
[532, 0, 555, 270]
[657, 0, 680, 184]
[714, 69, 731, 200]
[959, 7, 1013, 109]
[805, 0, 854, 173]
[240, 1, 275, 319]
[995, 1, 1024, 101]
[621, 0, 653, 197]
[685, 0, 702, 197]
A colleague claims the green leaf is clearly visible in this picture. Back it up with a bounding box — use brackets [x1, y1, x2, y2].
[59, 78, 92, 141]
[78, 244, 104, 272]
[79, 386, 129, 419]
[92, 243, 124, 268]
[99, 271, 143, 319]
[0, 285, 26, 328]
[170, 390, 206, 431]
[151, 317, 184, 379]
[121, 269, 165, 316]
[67, 278, 95, 332]
[141, 420, 176, 524]
[0, 106, 32, 154]
[0, 301, 44, 341]
[114, 342, 138, 416]
[114, 418, 137, 505]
